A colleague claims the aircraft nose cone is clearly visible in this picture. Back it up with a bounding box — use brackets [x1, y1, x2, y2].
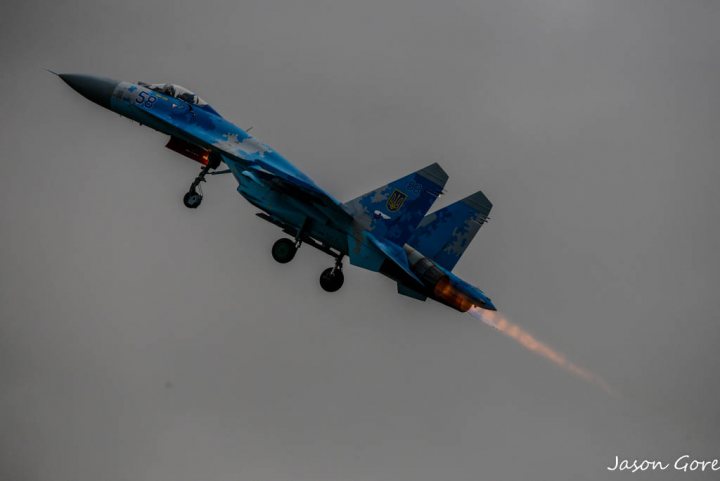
[58, 74, 119, 110]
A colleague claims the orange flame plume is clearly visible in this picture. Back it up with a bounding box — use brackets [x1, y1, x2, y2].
[468, 307, 618, 396]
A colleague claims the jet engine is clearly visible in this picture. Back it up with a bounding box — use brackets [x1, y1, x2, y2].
[404, 245, 478, 312]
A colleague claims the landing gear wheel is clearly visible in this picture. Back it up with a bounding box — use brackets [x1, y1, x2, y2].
[183, 190, 203, 209]
[272, 238, 297, 263]
[183, 164, 212, 209]
[320, 267, 344, 292]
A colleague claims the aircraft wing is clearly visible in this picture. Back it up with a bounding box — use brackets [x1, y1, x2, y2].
[243, 165, 353, 226]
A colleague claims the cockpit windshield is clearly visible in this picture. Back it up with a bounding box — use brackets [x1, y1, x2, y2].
[138, 82, 208, 105]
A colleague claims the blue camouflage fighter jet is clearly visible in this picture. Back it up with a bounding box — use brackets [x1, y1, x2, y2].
[56, 73, 496, 312]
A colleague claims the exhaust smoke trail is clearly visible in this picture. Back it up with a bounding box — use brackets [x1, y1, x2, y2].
[468, 307, 617, 396]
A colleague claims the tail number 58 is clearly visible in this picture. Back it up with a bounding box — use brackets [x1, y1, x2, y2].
[135, 91, 157, 108]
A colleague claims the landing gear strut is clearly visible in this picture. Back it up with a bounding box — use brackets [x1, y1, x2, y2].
[320, 256, 344, 292]
[183, 164, 212, 209]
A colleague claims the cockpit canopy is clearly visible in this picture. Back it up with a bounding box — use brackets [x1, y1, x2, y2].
[138, 82, 208, 105]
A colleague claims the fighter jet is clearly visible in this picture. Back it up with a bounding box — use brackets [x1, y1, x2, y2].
[55, 73, 496, 312]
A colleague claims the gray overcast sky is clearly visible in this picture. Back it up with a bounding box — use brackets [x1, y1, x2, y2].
[1, 0, 719, 480]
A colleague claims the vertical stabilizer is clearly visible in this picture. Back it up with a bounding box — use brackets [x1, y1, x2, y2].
[344, 163, 448, 246]
[407, 191, 492, 270]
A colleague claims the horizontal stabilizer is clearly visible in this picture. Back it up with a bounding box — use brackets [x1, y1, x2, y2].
[408, 190, 492, 271]
[347, 232, 422, 287]
[344, 163, 448, 246]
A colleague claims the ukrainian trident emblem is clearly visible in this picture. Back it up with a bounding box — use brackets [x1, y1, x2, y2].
[386, 190, 408, 212]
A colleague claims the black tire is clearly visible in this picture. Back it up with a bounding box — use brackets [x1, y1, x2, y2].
[183, 190, 203, 209]
[272, 238, 297, 263]
[320, 267, 344, 292]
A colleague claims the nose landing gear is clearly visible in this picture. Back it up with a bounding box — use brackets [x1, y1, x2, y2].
[183, 189, 203, 209]
[183, 164, 212, 209]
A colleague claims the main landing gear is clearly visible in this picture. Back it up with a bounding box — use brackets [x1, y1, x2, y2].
[271, 238, 298, 263]
[270, 237, 345, 292]
[319, 262, 344, 292]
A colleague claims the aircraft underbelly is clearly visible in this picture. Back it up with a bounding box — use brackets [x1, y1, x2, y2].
[236, 173, 348, 254]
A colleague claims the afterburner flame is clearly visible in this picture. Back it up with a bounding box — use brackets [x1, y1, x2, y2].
[469, 307, 617, 396]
